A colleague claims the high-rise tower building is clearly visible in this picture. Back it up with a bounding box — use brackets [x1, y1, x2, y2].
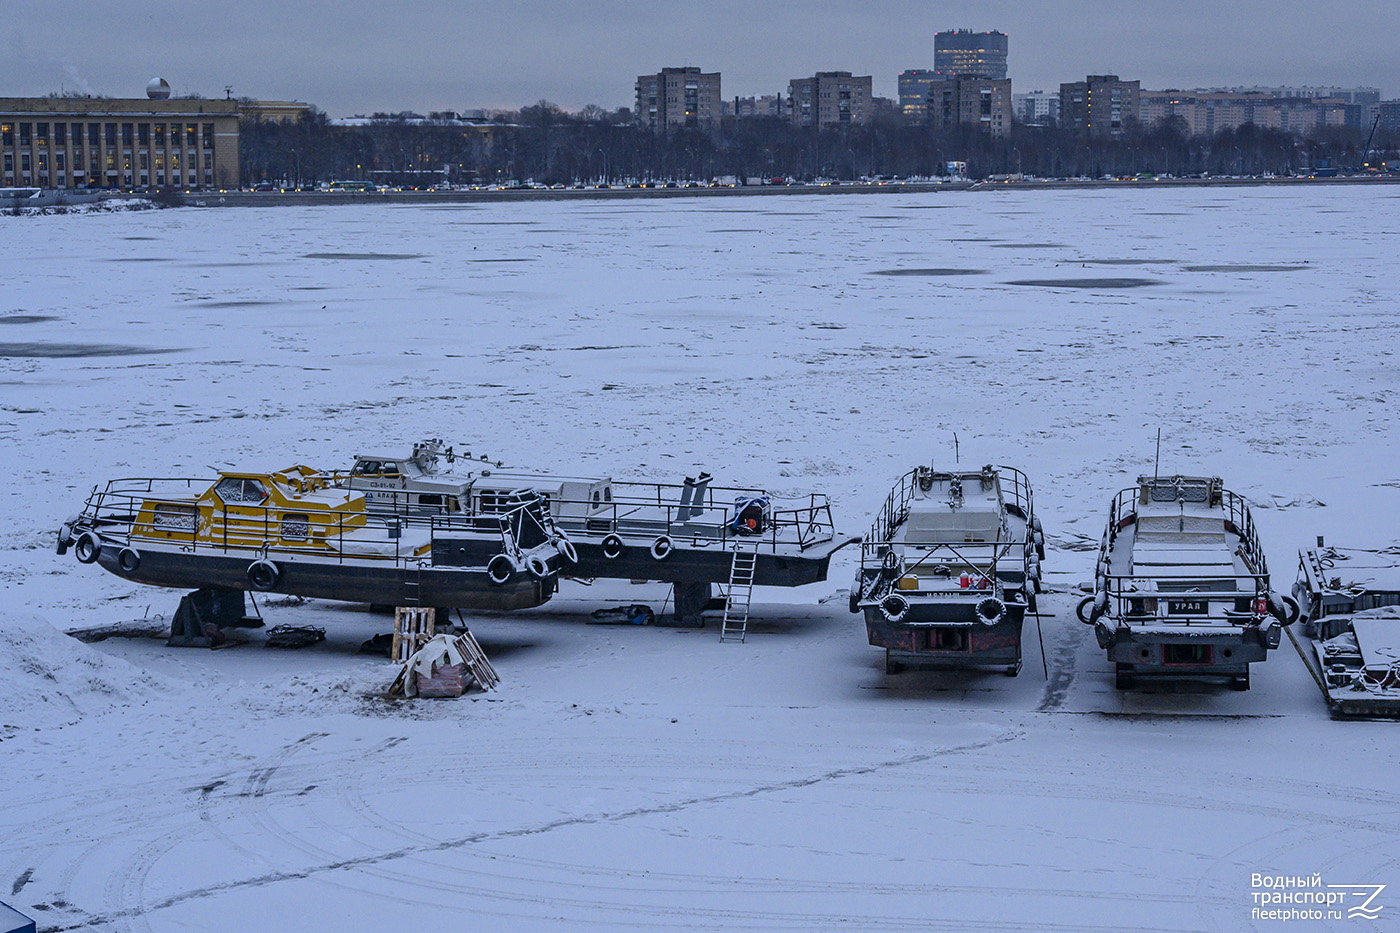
[934, 30, 1008, 80]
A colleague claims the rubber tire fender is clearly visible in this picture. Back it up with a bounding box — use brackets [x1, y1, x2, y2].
[247, 559, 279, 591]
[976, 596, 1005, 625]
[650, 535, 674, 561]
[879, 593, 909, 623]
[601, 534, 625, 559]
[526, 553, 551, 579]
[1269, 592, 1301, 625]
[1076, 595, 1097, 625]
[848, 572, 864, 615]
[74, 532, 102, 564]
[486, 553, 515, 586]
[117, 547, 141, 573]
[555, 537, 579, 564]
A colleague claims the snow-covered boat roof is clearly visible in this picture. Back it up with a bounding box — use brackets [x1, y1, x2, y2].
[903, 469, 1007, 544]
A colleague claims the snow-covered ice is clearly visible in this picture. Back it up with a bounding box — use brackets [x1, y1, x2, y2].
[2, 185, 1399, 931]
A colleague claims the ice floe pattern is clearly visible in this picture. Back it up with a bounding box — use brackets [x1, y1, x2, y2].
[2, 186, 1400, 932]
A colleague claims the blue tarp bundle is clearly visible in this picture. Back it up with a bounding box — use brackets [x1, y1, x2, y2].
[729, 495, 771, 534]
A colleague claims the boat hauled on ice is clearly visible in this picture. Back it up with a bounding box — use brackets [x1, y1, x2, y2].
[57, 465, 568, 612]
[1078, 475, 1298, 690]
[336, 441, 860, 629]
[1292, 544, 1400, 717]
[851, 465, 1044, 675]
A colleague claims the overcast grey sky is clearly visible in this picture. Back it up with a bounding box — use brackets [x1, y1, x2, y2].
[6, 1, 1397, 115]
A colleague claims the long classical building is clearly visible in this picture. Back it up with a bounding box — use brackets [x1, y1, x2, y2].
[635, 67, 722, 131]
[0, 96, 238, 189]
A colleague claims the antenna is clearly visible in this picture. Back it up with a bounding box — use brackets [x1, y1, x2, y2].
[1154, 428, 1161, 481]
[224, 85, 233, 100]
[954, 432, 960, 465]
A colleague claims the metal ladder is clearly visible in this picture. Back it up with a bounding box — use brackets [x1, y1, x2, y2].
[719, 540, 759, 643]
[402, 562, 423, 607]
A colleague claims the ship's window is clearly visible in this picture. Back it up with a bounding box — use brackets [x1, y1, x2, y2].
[353, 460, 381, 475]
[419, 494, 442, 508]
[593, 491, 600, 505]
[152, 503, 196, 531]
[281, 513, 310, 540]
[479, 490, 507, 513]
[214, 477, 268, 504]
[604, 487, 612, 502]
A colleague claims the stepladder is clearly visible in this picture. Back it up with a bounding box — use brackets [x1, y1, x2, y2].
[720, 538, 759, 643]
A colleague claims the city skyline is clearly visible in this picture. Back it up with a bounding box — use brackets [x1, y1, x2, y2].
[4, 0, 1397, 116]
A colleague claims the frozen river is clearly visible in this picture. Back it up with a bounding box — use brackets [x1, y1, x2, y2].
[2, 186, 1398, 931]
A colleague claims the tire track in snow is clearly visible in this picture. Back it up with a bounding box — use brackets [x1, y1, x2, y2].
[39, 729, 1023, 932]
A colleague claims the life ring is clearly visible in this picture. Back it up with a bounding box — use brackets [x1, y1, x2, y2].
[650, 535, 674, 560]
[247, 559, 279, 591]
[486, 553, 515, 586]
[601, 534, 625, 559]
[1076, 595, 1097, 625]
[74, 532, 102, 564]
[117, 547, 141, 573]
[526, 553, 551, 579]
[555, 537, 579, 564]
[879, 593, 909, 622]
[976, 596, 1005, 625]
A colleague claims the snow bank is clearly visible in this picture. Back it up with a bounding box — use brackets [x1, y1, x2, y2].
[0, 611, 174, 732]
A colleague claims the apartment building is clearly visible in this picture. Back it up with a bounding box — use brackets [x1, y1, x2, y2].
[635, 67, 722, 131]
[787, 72, 873, 127]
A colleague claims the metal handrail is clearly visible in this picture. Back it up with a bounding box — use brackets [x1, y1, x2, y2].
[1093, 481, 1273, 627]
[335, 474, 839, 554]
[862, 464, 1032, 569]
[75, 479, 537, 568]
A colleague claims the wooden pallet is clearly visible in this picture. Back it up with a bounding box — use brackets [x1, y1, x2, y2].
[391, 606, 436, 665]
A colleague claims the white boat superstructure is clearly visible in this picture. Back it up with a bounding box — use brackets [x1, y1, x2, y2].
[1081, 475, 1297, 690]
[853, 465, 1042, 675]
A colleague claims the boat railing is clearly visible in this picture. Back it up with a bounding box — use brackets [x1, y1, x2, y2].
[864, 465, 1032, 567]
[77, 478, 528, 567]
[1099, 570, 1272, 626]
[1096, 484, 1269, 589]
[557, 487, 838, 553]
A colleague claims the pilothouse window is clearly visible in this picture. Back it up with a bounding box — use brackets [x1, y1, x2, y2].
[214, 478, 268, 504]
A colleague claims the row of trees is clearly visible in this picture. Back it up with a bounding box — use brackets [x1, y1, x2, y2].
[240, 104, 1400, 187]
